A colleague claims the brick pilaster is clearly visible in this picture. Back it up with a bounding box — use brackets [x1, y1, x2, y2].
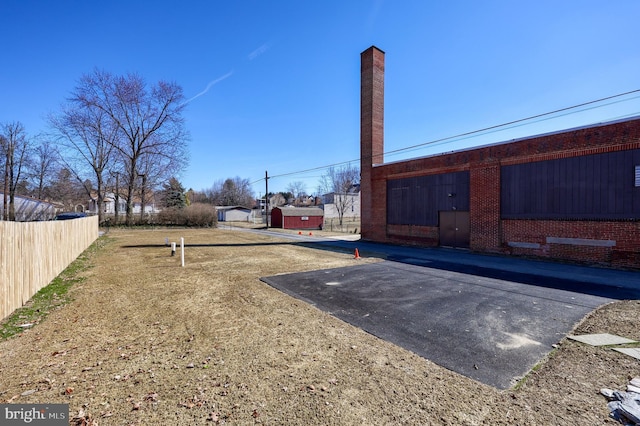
[470, 162, 501, 251]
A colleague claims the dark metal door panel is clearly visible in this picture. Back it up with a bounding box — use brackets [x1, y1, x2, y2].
[439, 211, 470, 248]
[455, 211, 470, 248]
[439, 211, 456, 247]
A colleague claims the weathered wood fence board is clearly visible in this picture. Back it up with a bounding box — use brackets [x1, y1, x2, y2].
[0, 216, 98, 321]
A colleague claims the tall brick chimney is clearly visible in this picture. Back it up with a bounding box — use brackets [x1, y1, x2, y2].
[360, 46, 384, 239]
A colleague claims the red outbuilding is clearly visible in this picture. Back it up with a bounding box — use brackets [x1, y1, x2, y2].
[271, 207, 324, 230]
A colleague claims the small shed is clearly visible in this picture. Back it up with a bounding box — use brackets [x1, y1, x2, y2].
[271, 207, 324, 229]
[217, 206, 252, 222]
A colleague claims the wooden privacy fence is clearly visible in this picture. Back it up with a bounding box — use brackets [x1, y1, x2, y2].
[0, 216, 99, 321]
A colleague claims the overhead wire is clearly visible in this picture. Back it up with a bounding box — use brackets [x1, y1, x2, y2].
[386, 94, 640, 159]
[253, 89, 640, 185]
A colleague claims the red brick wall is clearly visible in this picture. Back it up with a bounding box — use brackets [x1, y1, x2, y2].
[470, 162, 501, 252]
[387, 224, 439, 245]
[502, 220, 640, 268]
[362, 117, 640, 268]
[358, 46, 640, 268]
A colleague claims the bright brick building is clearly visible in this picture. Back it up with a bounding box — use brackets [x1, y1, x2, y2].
[360, 46, 640, 268]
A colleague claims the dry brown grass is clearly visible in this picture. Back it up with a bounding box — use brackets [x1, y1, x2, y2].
[0, 228, 638, 425]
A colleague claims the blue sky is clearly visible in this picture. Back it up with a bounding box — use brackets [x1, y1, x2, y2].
[2, 1, 640, 196]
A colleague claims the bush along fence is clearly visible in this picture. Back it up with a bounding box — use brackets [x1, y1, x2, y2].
[0, 216, 98, 321]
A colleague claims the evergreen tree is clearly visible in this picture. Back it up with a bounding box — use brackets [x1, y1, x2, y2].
[161, 177, 187, 209]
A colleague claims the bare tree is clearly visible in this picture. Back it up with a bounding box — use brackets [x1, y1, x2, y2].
[185, 188, 210, 204]
[286, 181, 307, 205]
[318, 164, 360, 227]
[105, 168, 125, 223]
[133, 142, 187, 222]
[209, 177, 254, 206]
[0, 122, 32, 221]
[72, 69, 189, 225]
[49, 100, 119, 223]
[30, 139, 59, 200]
[48, 167, 87, 211]
[0, 134, 6, 220]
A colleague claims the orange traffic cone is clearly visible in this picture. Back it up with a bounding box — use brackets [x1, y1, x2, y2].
[309, 232, 313, 236]
[298, 231, 302, 235]
[354, 248, 361, 259]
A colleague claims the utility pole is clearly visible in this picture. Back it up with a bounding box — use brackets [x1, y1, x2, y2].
[112, 172, 119, 224]
[265, 170, 269, 229]
[138, 173, 147, 223]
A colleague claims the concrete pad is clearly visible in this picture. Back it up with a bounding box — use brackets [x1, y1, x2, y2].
[614, 348, 640, 360]
[261, 260, 612, 389]
[567, 333, 637, 346]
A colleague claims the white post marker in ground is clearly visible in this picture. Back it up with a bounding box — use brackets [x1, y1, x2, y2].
[171, 242, 176, 256]
[181, 237, 185, 267]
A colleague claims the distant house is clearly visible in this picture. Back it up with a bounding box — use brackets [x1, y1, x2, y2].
[88, 193, 124, 215]
[131, 199, 160, 215]
[322, 184, 361, 220]
[88, 192, 160, 215]
[0, 192, 59, 221]
[271, 206, 324, 230]
[217, 206, 252, 222]
[268, 193, 287, 208]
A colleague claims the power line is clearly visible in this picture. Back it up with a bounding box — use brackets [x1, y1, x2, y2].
[385, 94, 640, 159]
[254, 89, 640, 184]
[383, 89, 640, 158]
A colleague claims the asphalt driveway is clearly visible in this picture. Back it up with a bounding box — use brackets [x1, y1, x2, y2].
[258, 234, 640, 389]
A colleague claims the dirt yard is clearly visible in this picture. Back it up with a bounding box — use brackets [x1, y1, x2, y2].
[0, 228, 638, 425]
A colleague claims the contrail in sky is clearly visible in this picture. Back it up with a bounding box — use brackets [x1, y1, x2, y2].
[248, 43, 271, 60]
[183, 43, 270, 105]
[184, 70, 233, 104]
